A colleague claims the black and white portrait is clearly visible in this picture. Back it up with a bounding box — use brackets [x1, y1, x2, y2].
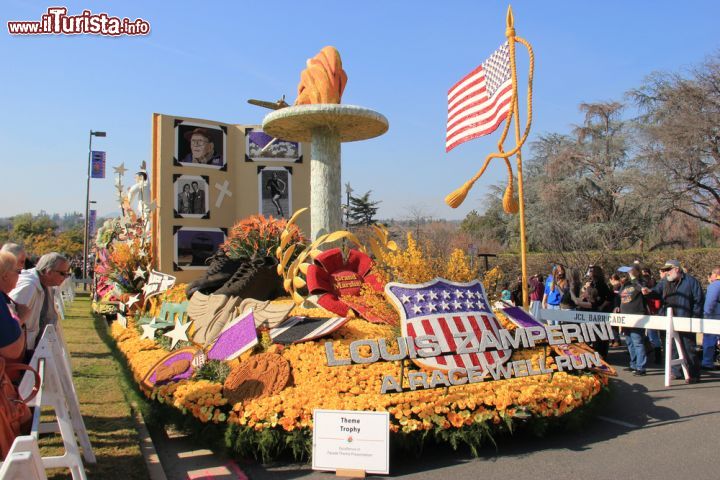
[175, 121, 227, 170]
[173, 174, 210, 218]
[258, 166, 292, 219]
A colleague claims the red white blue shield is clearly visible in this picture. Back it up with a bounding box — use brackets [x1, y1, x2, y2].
[385, 278, 512, 372]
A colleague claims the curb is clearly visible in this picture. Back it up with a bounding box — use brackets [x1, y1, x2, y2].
[131, 402, 168, 480]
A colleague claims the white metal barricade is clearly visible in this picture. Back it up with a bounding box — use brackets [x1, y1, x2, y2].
[0, 436, 49, 480]
[539, 308, 717, 387]
[16, 325, 95, 480]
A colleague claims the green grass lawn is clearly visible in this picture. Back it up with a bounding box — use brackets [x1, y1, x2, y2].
[37, 293, 149, 479]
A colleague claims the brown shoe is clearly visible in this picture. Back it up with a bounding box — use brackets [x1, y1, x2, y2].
[685, 377, 700, 384]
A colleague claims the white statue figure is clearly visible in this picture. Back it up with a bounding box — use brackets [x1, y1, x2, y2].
[126, 161, 151, 229]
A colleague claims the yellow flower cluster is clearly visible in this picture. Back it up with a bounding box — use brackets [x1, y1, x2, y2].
[444, 248, 478, 282]
[154, 380, 228, 423]
[378, 233, 441, 284]
[110, 318, 167, 383]
[377, 236, 487, 285]
[483, 266, 504, 303]
[340, 283, 400, 326]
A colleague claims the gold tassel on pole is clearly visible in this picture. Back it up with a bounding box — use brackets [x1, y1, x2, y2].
[444, 5, 534, 210]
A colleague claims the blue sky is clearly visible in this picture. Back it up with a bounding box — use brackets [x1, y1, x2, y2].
[2, 0, 719, 221]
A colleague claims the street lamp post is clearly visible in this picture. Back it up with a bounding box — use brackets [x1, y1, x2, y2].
[84, 130, 106, 290]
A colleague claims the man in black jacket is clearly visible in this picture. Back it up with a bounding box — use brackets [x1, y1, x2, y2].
[643, 260, 704, 383]
[617, 266, 649, 375]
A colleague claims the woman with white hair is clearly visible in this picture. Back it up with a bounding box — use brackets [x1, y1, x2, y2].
[0, 251, 26, 362]
[0, 243, 26, 271]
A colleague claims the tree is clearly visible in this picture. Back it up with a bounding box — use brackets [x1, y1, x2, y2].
[11, 212, 58, 238]
[348, 190, 380, 227]
[405, 205, 432, 240]
[524, 102, 663, 254]
[465, 101, 666, 263]
[629, 54, 720, 229]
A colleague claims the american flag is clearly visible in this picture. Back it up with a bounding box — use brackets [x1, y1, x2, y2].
[385, 279, 512, 372]
[446, 42, 512, 152]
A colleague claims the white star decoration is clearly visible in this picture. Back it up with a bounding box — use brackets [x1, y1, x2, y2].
[415, 292, 426, 302]
[140, 322, 159, 340]
[442, 291, 452, 300]
[126, 294, 140, 309]
[454, 289, 464, 299]
[164, 319, 192, 349]
[411, 305, 422, 315]
[467, 291, 475, 299]
[113, 163, 128, 176]
[440, 301, 450, 310]
[465, 300, 475, 309]
[141, 283, 154, 296]
[428, 291, 438, 300]
[134, 267, 146, 280]
[452, 300, 463, 309]
[400, 294, 411, 304]
[427, 302, 437, 312]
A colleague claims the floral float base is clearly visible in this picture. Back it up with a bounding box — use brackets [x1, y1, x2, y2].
[110, 305, 607, 462]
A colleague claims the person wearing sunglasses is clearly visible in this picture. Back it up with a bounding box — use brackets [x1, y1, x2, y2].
[9, 252, 69, 352]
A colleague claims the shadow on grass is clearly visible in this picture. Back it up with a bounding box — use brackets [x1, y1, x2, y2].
[69, 351, 112, 360]
[91, 313, 154, 419]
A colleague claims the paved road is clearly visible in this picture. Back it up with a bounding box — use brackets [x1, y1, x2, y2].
[156, 346, 720, 479]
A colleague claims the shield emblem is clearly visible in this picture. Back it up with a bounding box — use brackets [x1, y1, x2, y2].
[385, 278, 512, 372]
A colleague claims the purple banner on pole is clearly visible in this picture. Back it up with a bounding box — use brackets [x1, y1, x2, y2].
[91, 151, 106, 179]
[88, 209, 97, 238]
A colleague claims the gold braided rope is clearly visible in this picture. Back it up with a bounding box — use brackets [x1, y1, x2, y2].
[445, 32, 535, 211]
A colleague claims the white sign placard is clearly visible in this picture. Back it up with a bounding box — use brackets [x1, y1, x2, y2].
[312, 409, 390, 475]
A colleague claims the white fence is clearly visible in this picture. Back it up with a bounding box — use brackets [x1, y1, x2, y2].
[539, 308, 718, 387]
[1, 287, 94, 479]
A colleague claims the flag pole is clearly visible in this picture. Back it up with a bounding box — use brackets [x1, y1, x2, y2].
[506, 5, 529, 310]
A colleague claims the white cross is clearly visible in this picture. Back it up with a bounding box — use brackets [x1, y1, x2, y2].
[215, 180, 232, 208]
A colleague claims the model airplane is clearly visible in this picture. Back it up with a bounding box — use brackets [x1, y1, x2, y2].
[247, 95, 289, 110]
[247, 95, 290, 154]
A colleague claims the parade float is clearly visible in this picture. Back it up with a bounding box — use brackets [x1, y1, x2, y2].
[94, 11, 612, 466]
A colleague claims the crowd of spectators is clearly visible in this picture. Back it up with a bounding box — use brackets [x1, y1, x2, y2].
[523, 259, 720, 384]
[0, 242, 72, 375]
